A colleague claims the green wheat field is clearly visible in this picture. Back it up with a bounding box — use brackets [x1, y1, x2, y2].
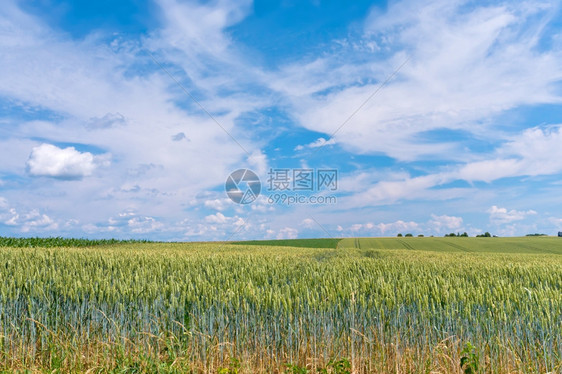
[0, 237, 560, 373]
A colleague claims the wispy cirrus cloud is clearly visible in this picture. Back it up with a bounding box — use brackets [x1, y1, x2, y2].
[342, 125, 562, 208]
[295, 137, 336, 151]
[273, 0, 562, 161]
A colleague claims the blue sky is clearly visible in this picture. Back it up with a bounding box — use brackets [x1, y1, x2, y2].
[1, 0, 562, 240]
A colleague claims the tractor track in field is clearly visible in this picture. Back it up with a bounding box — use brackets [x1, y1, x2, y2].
[516, 243, 557, 255]
[443, 241, 471, 252]
[398, 239, 415, 250]
[354, 238, 361, 249]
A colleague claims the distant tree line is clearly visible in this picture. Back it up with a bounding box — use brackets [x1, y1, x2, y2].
[396, 232, 496, 237]
[0, 237, 151, 248]
[396, 231, 562, 238]
[445, 232, 469, 237]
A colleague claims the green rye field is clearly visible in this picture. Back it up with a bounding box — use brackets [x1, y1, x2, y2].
[339, 236, 562, 254]
[0, 237, 560, 373]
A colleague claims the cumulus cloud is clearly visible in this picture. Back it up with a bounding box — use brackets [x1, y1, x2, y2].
[301, 218, 315, 228]
[19, 210, 58, 232]
[81, 211, 166, 236]
[428, 214, 463, 233]
[127, 216, 164, 234]
[347, 220, 419, 235]
[205, 212, 228, 224]
[204, 198, 231, 211]
[0, 200, 58, 233]
[204, 212, 245, 227]
[26, 144, 99, 180]
[488, 206, 537, 225]
[277, 227, 298, 239]
[377, 220, 419, 235]
[350, 222, 375, 232]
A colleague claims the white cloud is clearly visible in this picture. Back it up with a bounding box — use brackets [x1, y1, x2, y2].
[277, 227, 298, 239]
[273, 0, 562, 161]
[350, 222, 374, 232]
[376, 220, 419, 235]
[488, 206, 537, 225]
[127, 216, 164, 234]
[204, 212, 245, 227]
[428, 214, 463, 233]
[0, 200, 58, 233]
[455, 126, 562, 182]
[205, 212, 228, 224]
[346, 220, 419, 235]
[301, 218, 315, 228]
[247, 149, 268, 176]
[153, 0, 252, 61]
[294, 137, 336, 151]
[248, 195, 275, 213]
[79, 211, 168, 237]
[342, 125, 562, 208]
[204, 198, 231, 211]
[20, 210, 58, 233]
[3, 209, 19, 226]
[26, 144, 99, 179]
[233, 217, 245, 227]
[343, 173, 453, 207]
